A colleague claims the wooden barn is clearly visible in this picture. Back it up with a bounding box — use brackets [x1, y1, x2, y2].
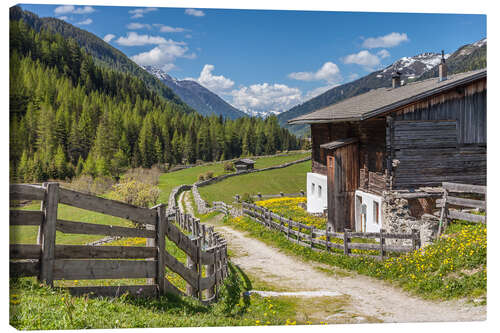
[289, 59, 486, 233]
[234, 158, 255, 172]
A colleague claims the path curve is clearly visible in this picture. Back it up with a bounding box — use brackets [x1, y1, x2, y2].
[210, 219, 486, 324]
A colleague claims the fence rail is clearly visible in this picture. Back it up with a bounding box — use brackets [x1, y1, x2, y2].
[242, 202, 420, 260]
[234, 191, 305, 202]
[437, 182, 487, 235]
[9, 183, 228, 302]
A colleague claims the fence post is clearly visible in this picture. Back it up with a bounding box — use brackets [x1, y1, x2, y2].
[300, 190, 304, 197]
[297, 225, 301, 244]
[287, 219, 291, 240]
[343, 229, 351, 256]
[379, 229, 386, 260]
[39, 182, 59, 287]
[235, 194, 240, 203]
[411, 228, 420, 251]
[326, 232, 331, 253]
[155, 204, 166, 295]
[309, 227, 314, 249]
[280, 191, 284, 197]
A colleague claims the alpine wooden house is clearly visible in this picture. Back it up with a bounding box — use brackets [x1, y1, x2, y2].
[289, 58, 486, 233]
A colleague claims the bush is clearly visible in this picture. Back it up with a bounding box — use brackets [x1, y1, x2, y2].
[224, 162, 235, 172]
[123, 167, 161, 185]
[241, 193, 254, 203]
[198, 171, 215, 182]
[198, 173, 206, 181]
[63, 175, 115, 195]
[109, 178, 160, 210]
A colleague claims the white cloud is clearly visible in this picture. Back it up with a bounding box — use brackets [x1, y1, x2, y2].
[377, 49, 391, 59]
[162, 63, 177, 72]
[288, 61, 342, 84]
[230, 83, 302, 115]
[103, 34, 116, 43]
[185, 8, 205, 17]
[76, 18, 93, 25]
[362, 32, 409, 49]
[57, 16, 69, 21]
[186, 65, 234, 94]
[129, 7, 157, 18]
[116, 32, 168, 46]
[127, 22, 151, 30]
[343, 50, 381, 69]
[159, 25, 186, 33]
[54, 5, 94, 15]
[131, 41, 191, 69]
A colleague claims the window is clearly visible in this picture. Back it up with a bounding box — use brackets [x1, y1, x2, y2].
[318, 185, 322, 198]
[311, 183, 315, 195]
[373, 201, 380, 224]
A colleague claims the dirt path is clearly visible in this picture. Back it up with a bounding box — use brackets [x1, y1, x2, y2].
[178, 190, 195, 216]
[204, 215, 486, 324]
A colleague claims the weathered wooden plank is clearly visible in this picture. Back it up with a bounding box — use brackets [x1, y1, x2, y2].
[10, 184, 45, 201]
[10, 244, 41, 260]
[56, 219, 155, 238]
[10, 210, 44, 226]
[164, 250, 198, 288]
[58, 187, 156, 225]
[448, 210, 486, 223]
[68, 285, 158, 298]
[54, 245, 156, 259]
[347, 231, 417, 239]
[52, 260, 157, 280]
[40, 182, 58, 286]
[156, 205, 167, 294]
[10, 260, 40, 277]
[347, 242, 412, 253]
[442, 182, 486, 194]
[446, 196, 486, 209]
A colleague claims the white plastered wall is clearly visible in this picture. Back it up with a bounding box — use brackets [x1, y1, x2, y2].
[354, 190, 382, 232]
[307, 172, 328, 213]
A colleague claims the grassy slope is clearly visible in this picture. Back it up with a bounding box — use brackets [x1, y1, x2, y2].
[198, 160, 310, 204]
[157, 151, 310, 203]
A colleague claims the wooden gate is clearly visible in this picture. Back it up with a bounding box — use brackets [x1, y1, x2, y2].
[326, 139, 359, 232]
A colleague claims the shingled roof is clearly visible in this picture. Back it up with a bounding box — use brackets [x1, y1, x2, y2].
[288, 69, 486, 125]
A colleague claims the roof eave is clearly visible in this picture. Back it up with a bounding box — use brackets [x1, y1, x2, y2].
[287, 116, 361, 125]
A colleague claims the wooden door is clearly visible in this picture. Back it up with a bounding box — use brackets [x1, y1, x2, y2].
[327, 142, 359, 232]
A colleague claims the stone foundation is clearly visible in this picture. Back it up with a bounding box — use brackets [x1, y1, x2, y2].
[382, 192, 440, 247]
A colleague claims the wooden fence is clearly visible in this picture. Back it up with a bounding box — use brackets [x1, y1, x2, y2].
[234, 191, 305, 202]
[212, 201, 232, 215]
[242, 202, 420, 260]
[437, 182, 486, 235]
[10, 183, 228, 302]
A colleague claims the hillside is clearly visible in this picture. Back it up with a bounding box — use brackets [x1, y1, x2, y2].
[279, 39, 487, 136]
[143, 66, 248, 119]
[9, 6, 189, 109]
[9, 17, 300, 183]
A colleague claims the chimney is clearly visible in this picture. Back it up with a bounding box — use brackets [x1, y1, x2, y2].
[392, 71, 401, 88]
[439, 50, 447, 82]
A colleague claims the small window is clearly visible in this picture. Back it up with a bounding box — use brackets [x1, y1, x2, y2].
[311, 183, 315, 195]
[373, 201, 380, 224]
[318, 185, 322, 198]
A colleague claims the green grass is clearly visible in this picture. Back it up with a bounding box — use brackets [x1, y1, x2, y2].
[224, 215, 486, 302]
[10, 202, 132, 245]
[157, 151, 310, 203]
[198, 160, 310, 204]
[9, 263, 303, 329]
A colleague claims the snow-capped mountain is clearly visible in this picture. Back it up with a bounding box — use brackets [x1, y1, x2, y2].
[379, 52, 447, 81]
[142, 65, 247, 120]
[279, 38, 487, 136]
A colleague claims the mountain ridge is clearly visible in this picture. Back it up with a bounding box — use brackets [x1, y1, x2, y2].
[278, 38, 486, 136]
[142, 65, 248, 119]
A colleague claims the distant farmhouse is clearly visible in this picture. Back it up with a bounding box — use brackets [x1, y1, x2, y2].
[289, 56, 486, 233]
[234, 158, 255, 172]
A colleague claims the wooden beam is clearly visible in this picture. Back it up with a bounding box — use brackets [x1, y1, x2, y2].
[54, 245, 156, 259]
[56, 219, 155, 238]
[39, 182, 58, 286]
[52, 259, 157, 280]
[10, 261, 40, 278]
[442, 182, 486, 194]
[58, 187, 156, 226]
[10, 210, 44, 226]
[10, 244, 41, 260]
[10, 184, 45, 201]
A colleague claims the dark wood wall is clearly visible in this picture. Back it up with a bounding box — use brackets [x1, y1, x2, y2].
[389, 79, 486, 189]
[393, 78, 486, 145]
[311, 119, 386, 176]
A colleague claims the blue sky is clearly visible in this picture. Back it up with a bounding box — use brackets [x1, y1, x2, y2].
[19, 3, 486, 115]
